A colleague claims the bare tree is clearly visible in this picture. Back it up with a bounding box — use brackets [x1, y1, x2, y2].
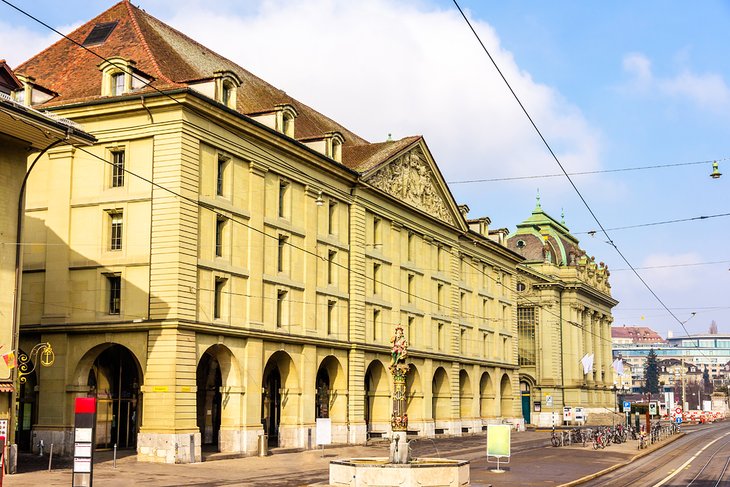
[709, 320, 718, 334]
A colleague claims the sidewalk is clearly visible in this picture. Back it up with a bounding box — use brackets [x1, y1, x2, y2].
[3, 430, 680, 486]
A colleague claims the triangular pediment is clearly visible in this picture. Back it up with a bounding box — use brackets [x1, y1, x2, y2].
[363, 142, 465, 228]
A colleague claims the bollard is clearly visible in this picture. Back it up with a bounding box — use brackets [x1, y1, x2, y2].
[39, 439, 44, 457]
[113, 443, 117, 468]
[48, 443, 53, 471]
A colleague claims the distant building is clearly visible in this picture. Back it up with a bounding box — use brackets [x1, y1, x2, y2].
[611, 325, 665, 345]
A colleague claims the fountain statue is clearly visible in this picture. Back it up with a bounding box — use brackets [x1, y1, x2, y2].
[389, 326, 410, 464]
[329, 326, 470, 486]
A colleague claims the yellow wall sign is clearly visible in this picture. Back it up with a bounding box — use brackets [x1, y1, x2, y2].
[152, 386, 169, 392]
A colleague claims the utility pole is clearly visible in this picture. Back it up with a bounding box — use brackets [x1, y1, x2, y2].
[682, 357, 687, 411]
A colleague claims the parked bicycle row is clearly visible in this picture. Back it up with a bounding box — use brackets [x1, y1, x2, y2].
[550, 421, 680, 450]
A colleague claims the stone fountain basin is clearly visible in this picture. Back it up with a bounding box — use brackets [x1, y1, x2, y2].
[329, 457, 470, 486]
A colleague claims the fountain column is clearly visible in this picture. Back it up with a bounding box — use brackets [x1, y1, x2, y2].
[389, 326, 410, 464]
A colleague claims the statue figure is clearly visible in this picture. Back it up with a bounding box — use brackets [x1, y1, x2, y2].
[390, 326, 408, 369]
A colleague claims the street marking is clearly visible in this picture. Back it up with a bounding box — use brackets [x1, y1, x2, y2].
[651, 432, 730, 487]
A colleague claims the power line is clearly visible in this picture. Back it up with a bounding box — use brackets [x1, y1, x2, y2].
[611, 260, 730, 272]
[577, 212, 730, 235]
[447, 158, 725, 184]
[451, 0, 709, 356]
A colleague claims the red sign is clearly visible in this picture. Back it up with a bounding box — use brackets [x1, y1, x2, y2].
[75, 397, 96, 414]
[675, 407, 682, 415]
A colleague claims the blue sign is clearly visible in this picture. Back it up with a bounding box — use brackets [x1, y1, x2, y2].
[623, 401, 631, 412]
[676, 417, 682, 424]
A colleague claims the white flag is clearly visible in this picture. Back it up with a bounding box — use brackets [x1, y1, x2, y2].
[612, 359, 624, 376]
[580, 354, 594, 375]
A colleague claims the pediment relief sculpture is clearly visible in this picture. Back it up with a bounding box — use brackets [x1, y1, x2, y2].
[367, 148, 454, 225]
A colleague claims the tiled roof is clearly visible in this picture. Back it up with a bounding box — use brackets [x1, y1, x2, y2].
[611, 326, 665, 343]
[14, 1, 398, 167]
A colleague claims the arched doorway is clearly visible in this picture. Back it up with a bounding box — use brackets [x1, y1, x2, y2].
[500, 374, 513, 418]
[197, 351, 222, 447]
[87, 345, 141, 449]
[262, 351, 298, 448]
[520, 380, 532, 424]
[432, 367, 450, 429]
[459, 370, 472, 420]
[364, 360, 389, 435]
[479, 372, 494, 418]
[316, 367, 330, 418]
[15, 349, 37, 452]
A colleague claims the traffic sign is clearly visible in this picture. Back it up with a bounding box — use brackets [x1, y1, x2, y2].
[623, 401, 631, 412]
[675, 407, 682, 415]
[676, 417, 682, 424]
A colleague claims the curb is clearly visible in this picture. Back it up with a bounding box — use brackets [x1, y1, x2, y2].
[557, 432, 685, 487]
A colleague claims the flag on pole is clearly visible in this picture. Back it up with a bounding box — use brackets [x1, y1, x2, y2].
[3, 352, 16, 369]
[612, 358, 624, 376]
[580, 354, 594, 375]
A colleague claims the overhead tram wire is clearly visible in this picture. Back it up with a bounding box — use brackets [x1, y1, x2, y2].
[447, 157, 727, 184]
[575, 212, 730, 235]
[451, 0, 709, 351]
[7, 0, 620, 349]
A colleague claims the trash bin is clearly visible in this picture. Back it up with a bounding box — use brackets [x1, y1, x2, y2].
[258, 434, 268, 457]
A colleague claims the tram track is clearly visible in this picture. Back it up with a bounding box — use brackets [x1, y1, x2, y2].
[686, 437, 730, 487]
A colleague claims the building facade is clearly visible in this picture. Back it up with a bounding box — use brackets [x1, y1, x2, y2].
[0, 60, 94, 451]
[14, 2, 524, 463]
[505, 200, 618, 426]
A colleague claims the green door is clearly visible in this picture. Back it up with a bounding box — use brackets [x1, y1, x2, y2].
[521, 393, 531, 424]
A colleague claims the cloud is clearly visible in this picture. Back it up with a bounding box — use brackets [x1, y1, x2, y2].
[621, 51, 730, 110]
[0, 21, 81, 68]
[157, 0, 601, 192]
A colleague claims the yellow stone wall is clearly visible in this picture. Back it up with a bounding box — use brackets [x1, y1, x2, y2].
[19, 93, 522, 462]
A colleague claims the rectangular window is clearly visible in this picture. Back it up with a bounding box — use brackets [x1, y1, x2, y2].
[276, 289, 287, 327]
[111, 150, 125, 187]
[437, 246, 443, 272]
[373, 217, 382, 249]
[328, 201, 337, 235]
[438, 323, 445, 351]
[461, 328, 467, 354]
[408, 316, 415, 346]
[327, 300, 336, 335]
[112, 72, 125, 95]
[407, 274, 414, 304]
[278, 180, 289, 218]
[216, 155, 228, 196]
[328, 250, 337, 285]
[407, 232, 415, 262]
[278, 235, 288, 272]
[214, 278, 226, 319]
[109, 212, 123, 251]
[215, 216, 226, 257]
[373, 309, 381, 341]
[107, 274, 121, 315]
[482, 299, 488, 320]
[372, 262, 381, 295]
[460, 292, 466, 318]
[437, 283, 444, 310]
[517, 307, 537, 366]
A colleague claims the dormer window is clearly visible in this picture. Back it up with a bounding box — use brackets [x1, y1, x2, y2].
[99, 57, 142, 97]
[13, 74, 55, 106]
[275, 104, 298, 137]
[326, 131, 344, 163]
[213, 70, 241, 109]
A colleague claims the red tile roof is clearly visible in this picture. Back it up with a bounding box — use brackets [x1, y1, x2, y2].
[612, 325, 665, 343]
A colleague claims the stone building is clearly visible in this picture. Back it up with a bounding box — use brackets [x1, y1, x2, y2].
[0, 60, 94, 450]
[505, 199, 618, 426]
[13, 2, 523, 462]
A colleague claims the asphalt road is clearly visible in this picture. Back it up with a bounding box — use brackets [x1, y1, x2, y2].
[581, 422, 730, 487]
